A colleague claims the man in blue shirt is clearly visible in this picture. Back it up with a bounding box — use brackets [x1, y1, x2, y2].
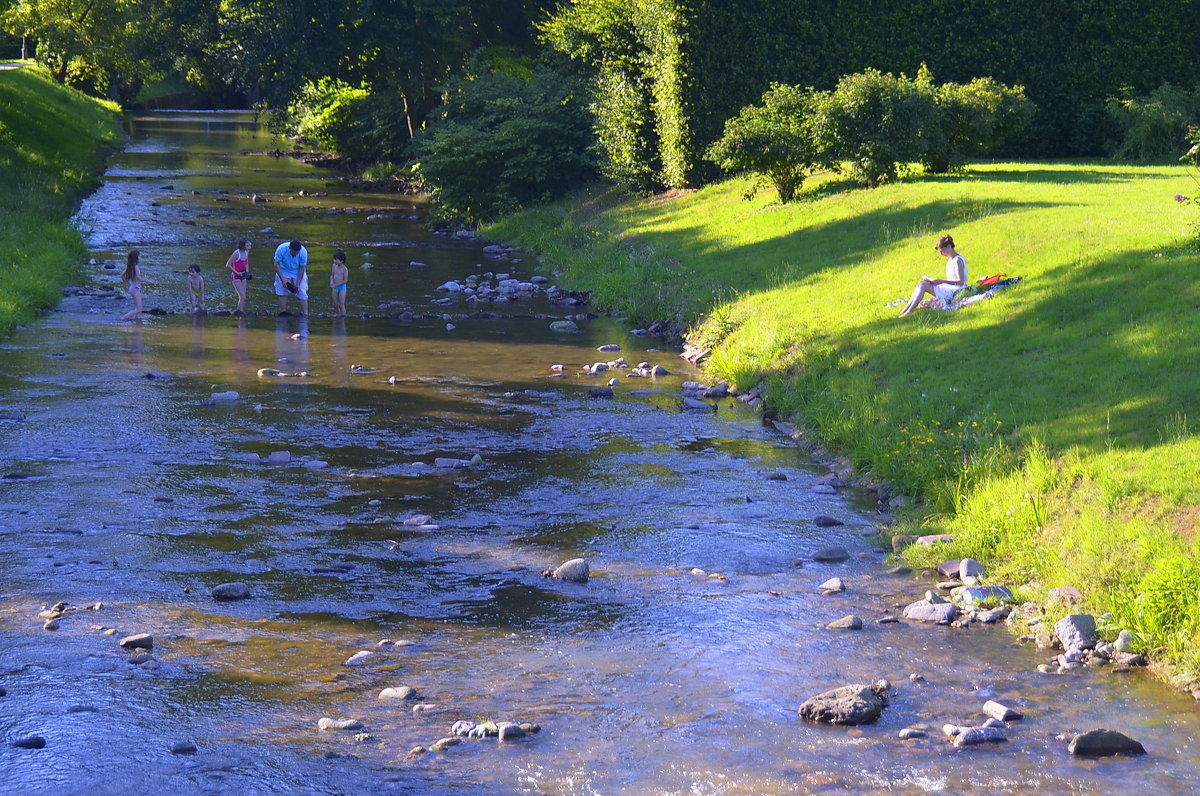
[273, 239, 309, 316]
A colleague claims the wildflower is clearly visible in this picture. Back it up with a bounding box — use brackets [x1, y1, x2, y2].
[1176, 194, 1186, 202]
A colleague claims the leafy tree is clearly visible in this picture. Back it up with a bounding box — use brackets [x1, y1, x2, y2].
[2, 0, 154, 98]
[410, 65, 595, 221]
[1105, 83, 1200, 163]
[704, 83, 830, 202]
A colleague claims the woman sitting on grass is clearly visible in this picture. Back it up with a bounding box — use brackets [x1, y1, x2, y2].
[899, 234, 967, 317]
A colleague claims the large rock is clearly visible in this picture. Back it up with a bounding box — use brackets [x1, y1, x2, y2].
[982, 700, 1023, 722]
[959, 558, 986, 579]
[798, 681, 890, 725]
[903, 600, 959, 624]
[1054, 614, 1097, 651]
[1068, 729, 1146, 757]
[553, 558, 590, 583]
[916, 534, 954, 546]
[119, 633, 153, 650]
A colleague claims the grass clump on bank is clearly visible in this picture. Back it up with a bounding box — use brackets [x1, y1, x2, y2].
[0, 66, 122, 335]
[488, 162, 1200, 682]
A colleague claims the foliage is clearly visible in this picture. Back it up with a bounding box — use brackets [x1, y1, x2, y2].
[540, 0, 688, 192]
[286, 78, 370, 157]
[807, 69, 938, 187]
[920, 66, 1033, 174]
[1105, 83, 1200, 163]
[0, 66, 121, 334]
[704, 83, 830, 202]
[1, 0, 158, 100]
[409, 65, 595, 222]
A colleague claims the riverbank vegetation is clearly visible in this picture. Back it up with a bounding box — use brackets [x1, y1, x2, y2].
[488, 160, 1200, 681]
[0, 65, 121, 334]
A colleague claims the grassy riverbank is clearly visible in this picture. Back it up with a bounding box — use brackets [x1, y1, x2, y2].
[488, 163, 1200, 685]
[0, 66, 122, 335]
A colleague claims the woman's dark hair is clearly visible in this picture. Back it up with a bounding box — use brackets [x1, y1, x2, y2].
[237, 237, 250, 249]
[936, 234, 955, 251]
[122, 250, 140, 283]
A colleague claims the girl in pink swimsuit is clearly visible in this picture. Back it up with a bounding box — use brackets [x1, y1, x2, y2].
[120, 250, 155, 321]
[225, 238, 251, 315]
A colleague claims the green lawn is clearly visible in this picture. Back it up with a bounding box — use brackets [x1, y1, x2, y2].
[490, 162, 1200, 680]
[0, 65, 122, 333]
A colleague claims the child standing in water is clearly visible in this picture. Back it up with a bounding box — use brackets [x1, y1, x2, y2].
[187, 264, 205, 313]
[120, 250, 155, 321]
[330, 248, 348, 317]
[225, 238, 251, 316]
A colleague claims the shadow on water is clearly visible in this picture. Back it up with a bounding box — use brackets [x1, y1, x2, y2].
[1, 112, 1199, 795]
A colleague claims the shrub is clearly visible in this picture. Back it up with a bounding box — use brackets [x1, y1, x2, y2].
[1105, 83, 1200, 163]
[410, 66, 596, 223]
[704, 83, 830, 202]
[809, 69, 938, 187]
[920, 67, 1033, 174]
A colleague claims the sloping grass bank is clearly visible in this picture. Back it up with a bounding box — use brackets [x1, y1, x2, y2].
[488, 163, 1200, 685]
[0, 66, 122, 334]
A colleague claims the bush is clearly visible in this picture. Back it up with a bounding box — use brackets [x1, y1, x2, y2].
[1105, 83, 1200, 163]
[410, 66, 596, 223]
[920, 67, 1033, 174]
[809, 69, 938, 187]
[704, 83, 830, 202]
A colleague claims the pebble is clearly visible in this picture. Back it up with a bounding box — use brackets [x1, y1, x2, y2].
[11, 735, 46, 749]
[826, 615, 863, 630]
[497, 723, 526, 740]
[43, 619, 60, 631]
[1113, 629, 1135, 653]
[318, 718, 364, 731]
[171, 740, 198, 754]
[909, 673, 925, 683]
[812, 515, 844, 527]
[378, 686, 417, 700]
[818, 577, 846, 593]
[551, 558, 590, 583]
[431, 737, 460, 752]
[898, 728, 926, 739]
[412, 703, 441, 714]
[344, 650, 375, 666]
[267, 450, 291, 465]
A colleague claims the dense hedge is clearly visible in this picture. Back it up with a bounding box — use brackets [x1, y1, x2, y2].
[546, 0, 1200, 189]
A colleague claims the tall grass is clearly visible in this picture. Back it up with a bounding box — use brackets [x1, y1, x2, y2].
[0, 66, 122, 335]
[488, 160, 1200, 678]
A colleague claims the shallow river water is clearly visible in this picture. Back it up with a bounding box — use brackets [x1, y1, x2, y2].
[1, 113, 1199, 795]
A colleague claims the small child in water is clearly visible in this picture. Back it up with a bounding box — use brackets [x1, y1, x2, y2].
[330, 248, 348, 317]
[187, 264, 205, 313]
[120, 250, 155, 321]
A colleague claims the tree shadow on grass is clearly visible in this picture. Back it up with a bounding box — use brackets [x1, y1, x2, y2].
[635, 197, 1068, 299]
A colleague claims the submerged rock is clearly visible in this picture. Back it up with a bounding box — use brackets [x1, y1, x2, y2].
[798, 681, 890, 725]
[211, 582, 251, 600]
[982, 700, 1023, 722]
[119, 633, 153, 650]
[318, 718, 364, 732]
[826, 615, 863, 630]
[811, 546, 850, 563]
[953, 726, 1007, 747]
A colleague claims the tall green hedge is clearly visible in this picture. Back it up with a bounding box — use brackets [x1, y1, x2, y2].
[545, 0, 1200, 190]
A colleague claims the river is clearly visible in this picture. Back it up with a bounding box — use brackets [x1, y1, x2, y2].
[1, 112, 1198, 795]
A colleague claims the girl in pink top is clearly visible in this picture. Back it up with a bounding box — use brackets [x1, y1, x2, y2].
[225, 238, 251, 315]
